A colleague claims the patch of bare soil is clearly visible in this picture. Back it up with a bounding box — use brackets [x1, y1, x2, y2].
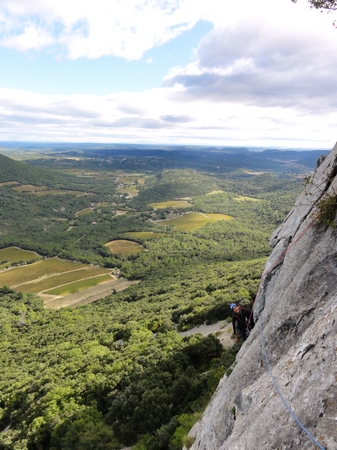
[178, 321, 234, 349]
[42, 279, 140, 309]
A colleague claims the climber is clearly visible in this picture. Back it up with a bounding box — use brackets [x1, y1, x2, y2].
[230, 303, 254, 343]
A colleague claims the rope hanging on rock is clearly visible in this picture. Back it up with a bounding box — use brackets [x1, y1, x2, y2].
[249, 212, 326, 450]
[259, 314, 326, 450]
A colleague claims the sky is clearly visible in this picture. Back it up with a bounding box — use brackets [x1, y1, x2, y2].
[0, 0, 337, 149]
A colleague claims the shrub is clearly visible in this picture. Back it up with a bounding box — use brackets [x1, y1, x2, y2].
[316, 194, 337, 227]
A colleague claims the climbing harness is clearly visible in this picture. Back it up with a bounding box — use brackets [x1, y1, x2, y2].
[249, 213, 326, 450]
[233, 307, 253, 341]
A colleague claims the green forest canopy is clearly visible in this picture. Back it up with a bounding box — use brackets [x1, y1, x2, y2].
[0, 147, 313, 449]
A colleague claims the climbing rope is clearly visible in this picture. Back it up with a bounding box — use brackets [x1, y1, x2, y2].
[259, 314, 326, 450]
[249, 212, 326, 450]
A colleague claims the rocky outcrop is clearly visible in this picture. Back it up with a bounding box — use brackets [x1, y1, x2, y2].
[187, 144, 337, 450]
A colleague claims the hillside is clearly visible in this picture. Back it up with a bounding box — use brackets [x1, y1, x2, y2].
[0, 152, 302, 273]
[0, 153, 61, 185]
[187, 145, 337, 449]
[0, 148, 323, 449]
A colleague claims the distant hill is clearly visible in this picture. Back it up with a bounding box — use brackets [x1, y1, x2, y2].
[260, 149, 328, 163]
[0, 153, 61, 185]
[25, 146, 329, 175]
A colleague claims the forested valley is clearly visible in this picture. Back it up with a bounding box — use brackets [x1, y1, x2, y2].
[0, 145, 318, 449]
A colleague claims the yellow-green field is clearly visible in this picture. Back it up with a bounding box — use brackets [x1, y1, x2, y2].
[76, 208, 93, 216]
[234, 196, 260, 202]
[16, 267, 112, 293]
[118, 174, 146, 184]
[0, 247, 41, 268]
[13, 184, 48, 192]
[0, 249, 141, 307]
[62, 169, 117, 178]
[0, 258, 94, 287]
[158, 212, 233, 231]
[12, 183, 88, 196]
[33, 190, 87, 196]
[148, 200, 191, 209]
[0, 256, 115, 300]
[105, 240, 144, 255]
[118, 176, 138, 183]
[124, 231, 166, 240]
[44, 274, 113, 296]
[117, 186, 139, 197]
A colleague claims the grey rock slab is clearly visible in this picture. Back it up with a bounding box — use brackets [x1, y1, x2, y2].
[187, 143, 337, 450]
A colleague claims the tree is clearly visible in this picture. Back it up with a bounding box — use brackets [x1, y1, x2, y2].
[292, 0, 337, 10]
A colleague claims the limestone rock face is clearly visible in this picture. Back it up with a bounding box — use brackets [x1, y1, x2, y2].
[187, 144, 337, 450]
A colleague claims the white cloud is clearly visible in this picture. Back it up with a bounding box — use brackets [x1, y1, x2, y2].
[1, 25, 55, 51]
[0, 0, 337, 147]
[0, 0, 335, 63]
[0, 86, 336, 148]
[0, 0, 205, 59]
[163, 6, 337, 114]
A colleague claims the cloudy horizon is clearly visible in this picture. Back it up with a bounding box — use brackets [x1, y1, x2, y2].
[0, 0, 337, 149]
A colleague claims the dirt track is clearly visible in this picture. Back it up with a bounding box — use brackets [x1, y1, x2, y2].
[178, 320, 234, 348]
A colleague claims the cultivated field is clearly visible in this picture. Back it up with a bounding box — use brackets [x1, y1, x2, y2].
[0, 247, 41, 273]
[16, 266, 112, 293]
[13, 184, 48, 192]
[148, 200, 191, 209]
[158, 212, 233, 231]
[45, 274, 113, 296]
[76, 208, 93, 216]
[114, 172, 147, 198]
[0, 247, 41, 268]
[117, 185, 139, 197]
[0, 251, 143, 308]
[117, 174, 146, 183]
[33, 190, 87, 196]
[61, 169, 118, 178]
[105, 239, 144, 255]
[137, 177, 146, 185]
[0, 258, 104, 287]
[11, 183, 88, 196]
[43, 278, 140, 309]
[118, 175, 139, 183]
